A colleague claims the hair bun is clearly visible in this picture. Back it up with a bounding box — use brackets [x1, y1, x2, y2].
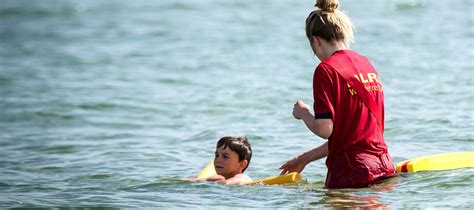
[315, 0, 340, 12]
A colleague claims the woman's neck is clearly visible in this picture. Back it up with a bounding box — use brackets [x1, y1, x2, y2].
[324, 41, 347, 59]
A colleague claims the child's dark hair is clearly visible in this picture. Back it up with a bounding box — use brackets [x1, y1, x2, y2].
[217, 136, 252, 172]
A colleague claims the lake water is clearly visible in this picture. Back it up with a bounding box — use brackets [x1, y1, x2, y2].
[0, 0, 473, 208]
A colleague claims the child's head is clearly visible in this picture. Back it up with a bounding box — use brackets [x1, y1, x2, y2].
[305, 0, 353, 47]
[214, 136, 252, 179]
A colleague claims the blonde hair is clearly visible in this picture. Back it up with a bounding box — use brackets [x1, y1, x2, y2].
[305, 0, 354, 46]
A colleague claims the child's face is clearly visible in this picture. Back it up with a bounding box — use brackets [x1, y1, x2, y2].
[214, 146, 247, 179]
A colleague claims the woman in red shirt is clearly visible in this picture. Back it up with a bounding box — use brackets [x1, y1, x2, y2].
[279, 0, 396, 188]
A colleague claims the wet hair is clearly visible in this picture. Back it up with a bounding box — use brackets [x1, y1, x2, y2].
[305, 0, 354, 46]
[216, 136, 252, 172]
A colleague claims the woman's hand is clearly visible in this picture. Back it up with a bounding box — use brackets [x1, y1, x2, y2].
[279, 155, 308, 175]
[293, 100, 311, 120]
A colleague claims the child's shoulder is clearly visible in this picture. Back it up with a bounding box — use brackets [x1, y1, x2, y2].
[228, 173, 252, 184]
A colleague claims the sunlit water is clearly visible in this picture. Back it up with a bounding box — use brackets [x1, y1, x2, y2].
[0, 0, 473, 208]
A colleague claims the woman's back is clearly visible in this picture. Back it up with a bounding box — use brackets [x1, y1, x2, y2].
[314, 50, 395, 188]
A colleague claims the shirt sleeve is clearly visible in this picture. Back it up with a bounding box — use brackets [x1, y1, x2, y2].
[313, 64, 335, 119]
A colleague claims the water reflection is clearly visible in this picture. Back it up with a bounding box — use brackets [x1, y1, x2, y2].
[305, 177, 398, 208]
[316, 191, 387, 208]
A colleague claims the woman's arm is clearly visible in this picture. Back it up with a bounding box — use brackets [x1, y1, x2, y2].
[298, 141, 329, 163]
[293, 100, 333, 139]
[279, 141, 328, 175]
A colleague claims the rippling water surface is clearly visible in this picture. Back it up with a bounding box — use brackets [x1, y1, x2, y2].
[1, 0, 473, 208]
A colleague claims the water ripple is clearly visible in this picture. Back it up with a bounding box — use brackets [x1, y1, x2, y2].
[1, 0, 473, 208]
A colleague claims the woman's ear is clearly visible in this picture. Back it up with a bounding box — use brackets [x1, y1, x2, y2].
[312, 36, 322, 46]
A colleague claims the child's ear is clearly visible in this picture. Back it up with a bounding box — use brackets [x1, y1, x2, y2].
[239, 160, 248, 171]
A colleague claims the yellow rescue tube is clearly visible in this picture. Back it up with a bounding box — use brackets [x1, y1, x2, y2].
[197, 161, 217, 178]
[197, 161, 302, 185]
[244, 172, 301, 185]
[396, 152, 474, 173]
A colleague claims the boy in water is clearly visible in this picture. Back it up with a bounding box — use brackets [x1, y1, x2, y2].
[184, 136, 252, 185]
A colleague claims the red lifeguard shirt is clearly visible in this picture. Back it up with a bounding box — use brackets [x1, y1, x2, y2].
[313, 50, 396, 188]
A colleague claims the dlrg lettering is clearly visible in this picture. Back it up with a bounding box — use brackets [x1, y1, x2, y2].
[347, 73, 383, 96]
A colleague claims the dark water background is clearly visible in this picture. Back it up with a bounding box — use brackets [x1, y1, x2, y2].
[1, 0, 473, 208]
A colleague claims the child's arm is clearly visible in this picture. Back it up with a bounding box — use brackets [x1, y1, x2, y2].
[182, 175, 226, 182]
[183, 174, 251, 185]
[218, 174, 252, 185]
[205, 174, 248, 185]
